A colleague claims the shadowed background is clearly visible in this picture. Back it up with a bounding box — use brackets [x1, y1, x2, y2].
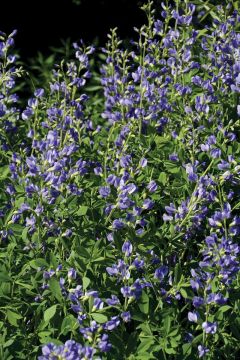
[1, 0, 148, 58]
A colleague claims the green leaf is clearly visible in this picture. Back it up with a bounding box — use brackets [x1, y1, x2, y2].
[164, 316, 172, 335]
[180, 287, 192, 299]
[49, 278, 63, 302]
[0, 272, 11, 282]
[7, 309, 22, 327]
[215, 305, 232, 320]
[75, 246, 90, 258]
[138, 291, 149, 315]
[29, 258, 48, 269]
[15, 281, 33, 290]
[165, 347, 176, 354]
[158, 172, 167, 185]
[174, 263, 182, 284]
[139, 322, 152, 336]
[22, 227, 29, 241]
[137, 338, 155, 353]
[82, 276, 90, 290]
[91, 313, 108, 324]
[85, 85, 102, 92]
[164, 161, 180, 174]
[0, 165, 10, 180]
[76, 206, 88, 216]
[61, 315, 78, 335]
[3, 339, 15, 348]
[182, 343, 192, 356]
[44, 305, 57, 323]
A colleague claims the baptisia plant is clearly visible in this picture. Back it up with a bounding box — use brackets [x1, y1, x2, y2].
[0, 1, 240, 359]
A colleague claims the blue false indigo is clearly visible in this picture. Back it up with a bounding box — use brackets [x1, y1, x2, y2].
[142, 198, 154, 210]
[122, 241, 133, 257]
[12, 214, 20, 223]
[99, 186, 111, 198]
[193, 296, 204, 308]
[198, 345, 209, 358]
[132, 70, 141, 82]
[22, 107, 33, 120]
[19, 203, 31, 213]
[56, 264, 62, 272]
[62, 229, 72, 237]
[200, 143, 210, 152]
[222, 202, 231, 219]
[28, 98, 38, 108]
[165, 203, 176, 215]
[34, 88, 44, 98]
[136, 228, 144, 235]
[147, 180, 158, 193]
[190, 279, 200, 291]
[139, 157, 148, 168]
[106, 295, 120, 306]
[237, 105, 240, 116]
[103, 316, 120, 331]
[43, 270, 55, 280]
[106, 232, 114, 242]
[112, 219, 125, 230]
[120, 155, 132, 168]
[105, 204, 114, 216]
[94, 167, 103, 175]
[186, 163, 198, 182]
[207, 293, 227, 305]
[106, 264, 118, 277]
[154, 265, 168, 280]
[132, 257, 144, 269]
[169, 153, 179, 161]
[202, 321, 217, 334]
[92, 297, 104, 311]
[218, 160, 230, 170]
[121, 286, 132, 298]
[68, 268, 77, 281]
[25, 215, 36, 228]
[121, 311, 131, 322]
[210, 148, 221, 158]
[0, 103, 6, 117]
[163, 213, 173, 221]
[188, 311, 199, 323]
[98, 334, 112, 352]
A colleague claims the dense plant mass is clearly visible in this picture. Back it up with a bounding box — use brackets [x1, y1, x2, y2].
[1, 1, 240, 359]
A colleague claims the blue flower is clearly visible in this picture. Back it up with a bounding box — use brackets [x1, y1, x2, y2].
[142, 198, 154, 210]
[210, 148, 221, 158]
[122, 241, 133, 257]
[154, 265, 168, 280]
[193, 296, 204, 308]
[106, 295, 120, 306]
[112, 219, 125, 230]
[202, 321, 217, 334]
[121, 311, 131, 322]
[22, 107, 34, 120]
[103, 316, 120, 331]
[68, 268, 77, 281]
[34, 88, 44, 98]
[198, 345, 209, 358]
[98, 334, 112, 352]
[188, 311, 199, 323]
[147, 180, 158, 193]
[169, 153, 179, 161]
[99, 186, 111, 198]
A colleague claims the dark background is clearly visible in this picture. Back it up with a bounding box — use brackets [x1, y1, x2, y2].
[1, 0, 148, 59]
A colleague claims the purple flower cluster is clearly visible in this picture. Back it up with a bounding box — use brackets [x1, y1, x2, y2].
[39, 340, 95, 360]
